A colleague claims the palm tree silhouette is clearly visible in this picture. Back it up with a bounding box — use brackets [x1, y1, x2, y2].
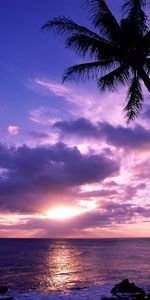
[42, 0, 150, 122]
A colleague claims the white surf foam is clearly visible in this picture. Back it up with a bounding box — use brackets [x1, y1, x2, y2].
[15, 284, 113, 300]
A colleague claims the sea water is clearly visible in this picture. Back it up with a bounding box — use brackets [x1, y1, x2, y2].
[0, 238, 149, 299]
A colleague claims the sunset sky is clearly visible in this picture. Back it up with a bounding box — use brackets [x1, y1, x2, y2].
[0, 0, 150, 238]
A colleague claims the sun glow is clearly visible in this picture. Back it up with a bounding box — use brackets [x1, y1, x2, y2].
[46, 206, 81, 220]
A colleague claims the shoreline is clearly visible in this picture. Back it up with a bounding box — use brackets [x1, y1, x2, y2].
[1, 282, 150, 300]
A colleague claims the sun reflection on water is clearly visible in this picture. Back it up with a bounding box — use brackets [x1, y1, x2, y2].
[46, 242, 83, 291]
[35, 240, 110, 292]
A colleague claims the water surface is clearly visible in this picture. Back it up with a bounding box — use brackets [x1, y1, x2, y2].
[0, 238, 149, 293]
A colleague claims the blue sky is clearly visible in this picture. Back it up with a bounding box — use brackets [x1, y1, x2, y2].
[0, 0, 120, 132]
[0, 0, 121, 127]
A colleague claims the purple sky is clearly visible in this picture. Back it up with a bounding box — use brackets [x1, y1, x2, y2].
[0, 0, 150, 238]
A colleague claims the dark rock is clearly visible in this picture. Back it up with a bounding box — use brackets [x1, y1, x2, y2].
[147, 293, 150, 300]
[111, 279, 145, 296]
[0, 286, 8, 294]
[104, 296, 146, 300]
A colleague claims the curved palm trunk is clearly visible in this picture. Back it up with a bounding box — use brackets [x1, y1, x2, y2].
[139, 69, 150, 92]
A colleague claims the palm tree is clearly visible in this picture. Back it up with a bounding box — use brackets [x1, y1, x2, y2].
[42, 0, 150, 122]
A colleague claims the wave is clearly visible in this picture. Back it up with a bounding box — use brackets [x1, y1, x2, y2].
[14, 284, 113, 300]
[13, 284, 150, 300]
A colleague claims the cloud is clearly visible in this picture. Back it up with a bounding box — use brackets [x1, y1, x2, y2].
[0, 201, 149, 237]
[27, 131, 50, 140]
[54, 118, 150, 149]
[100, 123, 150, 149]
[143, 107, 150, 119]
[7, 125, 19, 135]
[133, 160, 150, 180]
[29, 78, 126, 125]
[34, 79, 96, 107]
[54, 118, 100, 139]
[0, 142, 119, 213]
[79, 188, 118, 198]
[29, 106, 60, 125]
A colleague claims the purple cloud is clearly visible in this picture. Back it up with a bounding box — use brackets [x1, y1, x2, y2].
[0, 142, 119, 213]
[54, 118, 150, 149]
[79, 189, 118, 198]
[54, 118, 99, 138]
[0, 201, 149, 237]
[27, 131, 50, 140]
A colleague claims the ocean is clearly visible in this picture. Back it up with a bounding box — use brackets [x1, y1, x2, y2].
[0, 238, 149, 299]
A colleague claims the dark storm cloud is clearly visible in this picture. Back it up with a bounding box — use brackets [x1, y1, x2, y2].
[0, 142, 119, 213]
[54, 118, 150, 149]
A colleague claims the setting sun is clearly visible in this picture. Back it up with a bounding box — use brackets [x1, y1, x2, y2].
[46, 207, 81, 220]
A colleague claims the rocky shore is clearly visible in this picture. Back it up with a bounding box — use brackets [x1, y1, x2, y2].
[103, 279, 150, 300]
[0, 286, 13, 300]
[0, 279, 149, 300]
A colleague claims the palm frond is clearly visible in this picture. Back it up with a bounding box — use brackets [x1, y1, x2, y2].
[97, 65, 130, 91]
[142, 30, 150, 55]
[63, 61, 119, 83]
[122, 0, 146, 13]
[85, 0, 121, 42]
[122, 0, 148, 35]
[144, 59, 150, 75]
[139, 67, 150, 92]
[65, 34, 117, 60]
[124, 76, 143, 122]
[42, 17, 104, 40]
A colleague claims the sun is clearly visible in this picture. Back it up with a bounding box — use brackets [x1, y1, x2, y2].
[46, 206, 81, 220]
